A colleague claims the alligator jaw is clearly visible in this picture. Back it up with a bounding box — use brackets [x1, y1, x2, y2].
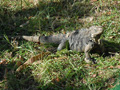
[22, 36, 40, 42]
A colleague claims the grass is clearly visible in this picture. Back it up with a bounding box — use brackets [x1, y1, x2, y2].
[0, 0, 120, 90]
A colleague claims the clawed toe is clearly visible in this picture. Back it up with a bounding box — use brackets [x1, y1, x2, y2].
[84, 58, 97, 64]
[84, 58, 91, 63]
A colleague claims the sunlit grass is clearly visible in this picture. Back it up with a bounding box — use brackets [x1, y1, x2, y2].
[0, 0, 120, 90]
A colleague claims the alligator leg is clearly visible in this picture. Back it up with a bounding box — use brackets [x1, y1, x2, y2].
[84, 41, 94, 63]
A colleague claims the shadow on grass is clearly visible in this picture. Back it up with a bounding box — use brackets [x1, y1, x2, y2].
[0, 0, 93, 51]
[0, 0, 93, 35]
[0, 63, 38, 90]
[90, 40, 120, 57]
[103, 40, 120, 56]
[0, 62, 120, 90]
[105, 41, 120, 52]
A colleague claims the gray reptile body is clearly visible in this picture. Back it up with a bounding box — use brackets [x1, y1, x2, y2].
[23, 26, 104, 63]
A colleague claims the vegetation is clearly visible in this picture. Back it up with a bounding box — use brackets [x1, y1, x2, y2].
[0, 0, 120, 90]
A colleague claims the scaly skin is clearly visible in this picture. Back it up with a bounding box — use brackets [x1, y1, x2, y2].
[23, 26, 104, 63]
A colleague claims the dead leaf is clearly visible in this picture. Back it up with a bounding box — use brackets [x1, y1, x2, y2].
[16, 61, 22, 67]
[107, 11, 111, 15]
[91, 74, 97, 78]
[16, 52, 50, 72]
[82, 78, 86, 84]
[33, 61, 41, 65]
[116, 65, 120, 69]
[84, 64, 90, 68]
[89, 72, 97, 78]
[109, 66, 114, 69]
[108, 84, 114, 88]
[28, 16, 33, 19]
[16, 55, 24, 67]
[103, 66, 108, 69]
[52, 77, 60, 83]
[56, 77, 60, 82]
[0, 59, 8, 65]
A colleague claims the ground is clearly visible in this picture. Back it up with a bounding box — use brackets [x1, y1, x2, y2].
[0, 0, 120, 90]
